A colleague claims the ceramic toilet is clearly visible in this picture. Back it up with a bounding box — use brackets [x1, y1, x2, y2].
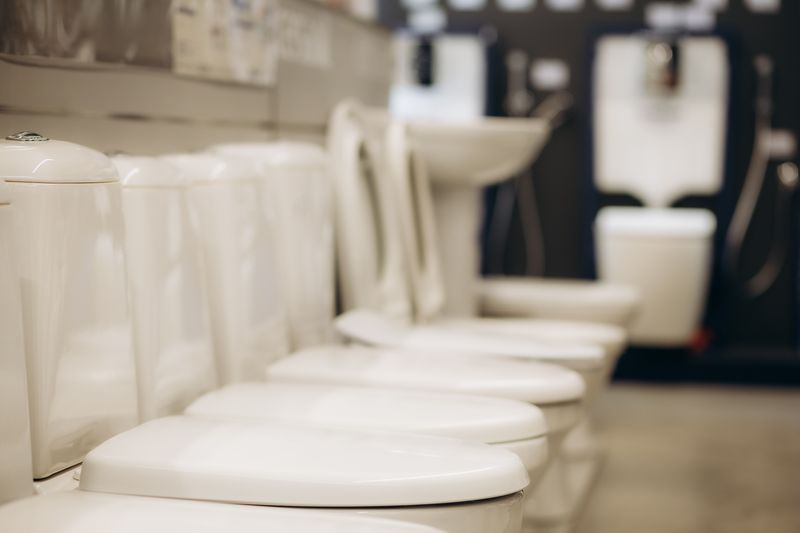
[0, 167, 446, 533]
[203, 136, 591, 530]
[592, 35, 728, 347]
[160, 148, 592, 531]
[0, 135, 532, 533]
[113, 153, 550, 487]
[320, 102, 619, 530]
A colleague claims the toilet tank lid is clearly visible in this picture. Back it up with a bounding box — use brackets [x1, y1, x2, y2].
[79, 416, 528, 507]
[112, 155, 185, 189]
[211, 142, 328, 171]
[0, 133, 118, 184]
[596, 207, 717, 238]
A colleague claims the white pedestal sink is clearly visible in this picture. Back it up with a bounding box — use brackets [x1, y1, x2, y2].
[406, 117, 551, 316]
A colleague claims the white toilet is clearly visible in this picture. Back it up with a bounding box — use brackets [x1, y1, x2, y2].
[0, 137, 448, 533]
[207, 128, 592, 528]
[0, 135, 533, 533]
[159, 143, 592, 531]
[322, 103, 613, 529]
[113, 153, 549, 488]
[592, 35, 728, 347]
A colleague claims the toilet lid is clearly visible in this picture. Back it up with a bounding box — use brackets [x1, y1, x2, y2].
[384, 120, 446, 322]
[327, 102, 414, 320]
[0, 491, 443, 533]
[267, 345, 585, 404]
[437, 316, 626, 364]
[335, 309, 604, 369]
[185, 382, 547, 442]
[80, 416, 528, 507]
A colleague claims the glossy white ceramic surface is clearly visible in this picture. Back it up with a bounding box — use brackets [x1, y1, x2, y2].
[595, 206, 717, 346]
[384, 120, 446, 322]
[114, 155, 217, 421]
[186, 382, 547, 443]
[0, 492, 450, 533]
[0, 192, 34, 504]
[268, 345, 586, 405]
[327, 102, 413, 320]
[2, 138, 137, 480]
[594, 36, 728, 208]
[0, 136, 118, 184]
[478, 277, 641, 327]
[164, 153, 289, 384]
[80, 416, 529, 507]
[335, 309, 605, 366]
[210, 143, 336, 349]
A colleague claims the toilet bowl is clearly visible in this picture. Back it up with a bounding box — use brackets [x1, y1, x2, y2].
[592, 35, 728, 348]
[595, 206, 717, 346]
[1, 136, 530, 533]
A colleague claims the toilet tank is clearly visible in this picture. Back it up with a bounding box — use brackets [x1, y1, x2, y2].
[0, 133, 138, 479]
[0, 178, 34, 503]
[113, 156, 218, 422]
[593, 35, 728, 207]
[595, 207, 717, 346]
[210, 143, 336, 350]
[164, 153, 289, 385]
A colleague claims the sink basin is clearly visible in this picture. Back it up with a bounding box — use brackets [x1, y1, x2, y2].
[407, 117, 551, 187]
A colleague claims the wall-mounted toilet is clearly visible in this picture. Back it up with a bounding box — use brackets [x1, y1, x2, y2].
[593, 35, 728, 347]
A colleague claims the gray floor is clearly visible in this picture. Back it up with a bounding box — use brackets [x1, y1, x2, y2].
[576, 383, 800, 533]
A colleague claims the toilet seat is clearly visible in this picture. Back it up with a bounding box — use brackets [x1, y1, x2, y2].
[187, 382, 546, 442]
[80, 416, 528, 507]
[335, 309, 606, 368]
[0, 491, 444, 533]
[185, 382, 549, 473]
[268, 345, 584, 405]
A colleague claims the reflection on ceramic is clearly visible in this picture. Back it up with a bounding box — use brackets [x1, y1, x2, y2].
[210, 143, 336, 350]
[115, 156, 217, 420]
[9, 182, 137, 479]
[0, 191, 34, 504]
[164, 154, 289, 384]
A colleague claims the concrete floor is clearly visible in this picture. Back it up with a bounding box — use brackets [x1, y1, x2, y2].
[576, 383, 800, 533]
